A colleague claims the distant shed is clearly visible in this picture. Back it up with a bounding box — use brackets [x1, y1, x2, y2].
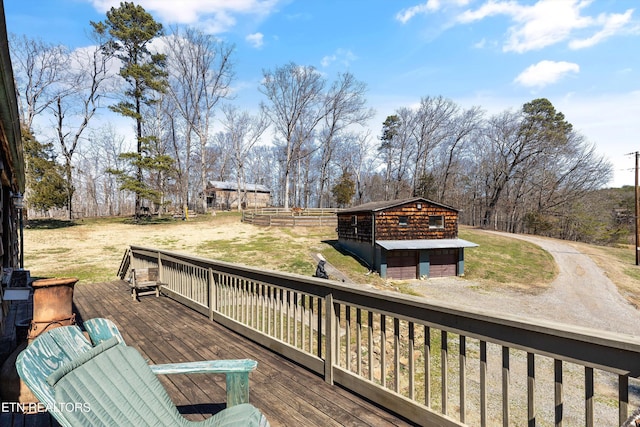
[205, 181, 271, 210]
[337, 197, 477, 279]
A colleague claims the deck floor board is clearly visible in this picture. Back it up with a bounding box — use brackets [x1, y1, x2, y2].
[70, 280, 416, 427]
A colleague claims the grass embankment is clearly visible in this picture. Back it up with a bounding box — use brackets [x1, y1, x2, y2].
[23, 214, 639, 302]
[568, 240, 640, 308]
[459, 228, 557, 294]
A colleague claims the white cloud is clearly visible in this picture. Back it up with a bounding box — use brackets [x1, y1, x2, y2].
[514, 60, 579, 88]
[473, 38, 486, 49]
[246, 32, 264, 48]
[396, 1, 441, 24]
[456, 0, 634, 53]
[320, 49, 357, 68]
[198, 13, 238, 34]
[396, 0, 470, 24]
[457, 0, 522, 23]
[569, 9, 634, 49]
[89, 0, 282, 34]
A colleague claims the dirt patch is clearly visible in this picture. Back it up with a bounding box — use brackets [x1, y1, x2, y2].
[24, 216, 264, 281]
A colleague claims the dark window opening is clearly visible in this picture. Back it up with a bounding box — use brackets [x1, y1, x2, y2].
[429, 216, 444, 229]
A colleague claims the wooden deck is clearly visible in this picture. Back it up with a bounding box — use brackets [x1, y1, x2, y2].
[66, 280, 414, 427]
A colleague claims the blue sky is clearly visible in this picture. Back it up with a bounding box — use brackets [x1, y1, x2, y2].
[5, 0, 640, 187]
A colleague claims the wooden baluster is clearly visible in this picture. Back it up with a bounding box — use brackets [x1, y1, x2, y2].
[555, 359, 563, 427]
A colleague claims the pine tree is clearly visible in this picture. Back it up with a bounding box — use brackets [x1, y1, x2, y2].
[332, 170, 356, 208]
[23, 127, 67, 212]
[91, 2, 170, 217]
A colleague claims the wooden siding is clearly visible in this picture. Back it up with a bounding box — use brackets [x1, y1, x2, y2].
[0, 0, 27, 381]
[207, 190, 271, 210]
[336, 212, 373, 243]
[337, 200, 459, 242]
[374, 202, 458, 241]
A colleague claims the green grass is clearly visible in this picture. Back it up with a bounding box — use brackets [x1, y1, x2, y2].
[459, 228, 557, 293]
[316, 227, 557, 292]
[23, 215, 559, 293]
[198, 231, 320, 276]
[57, 266, 116, 283]
[317, 239, 383, 284]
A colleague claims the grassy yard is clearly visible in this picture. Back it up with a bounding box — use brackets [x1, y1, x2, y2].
[22, 213, 638, 302]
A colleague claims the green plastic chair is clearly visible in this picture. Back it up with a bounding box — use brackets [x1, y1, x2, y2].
[16, 324, 269, 427]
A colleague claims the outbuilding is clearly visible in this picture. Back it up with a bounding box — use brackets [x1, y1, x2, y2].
[337, 197, 477, 279]
[205, 181, 271, 210]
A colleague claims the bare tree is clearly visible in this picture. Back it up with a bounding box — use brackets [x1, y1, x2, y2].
[411, 96, 458, 195]
[10, 34, 68, 131]
[162, 94, 187, 210]
[139, 95, 177, 214]
[50, 38, 115, 219]
[481, 109, 531, 228]
[163, 26, 235, 214]
[317, 72, 374, 207]
[480, 99, 585, 229]
[437, 105, 484, 202]
[219, 104, 268, 210]
[347, 131, 376, 204]
[259, 62, 326, 210]
[245, 144, 281, 206]
[76, 125, 130, 217]
[379, 109, 415, 199]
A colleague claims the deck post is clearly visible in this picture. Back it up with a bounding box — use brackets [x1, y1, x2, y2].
[157, 253, 162, 282]
[324, 293, 335, 385]
[208, 268, 216, 321]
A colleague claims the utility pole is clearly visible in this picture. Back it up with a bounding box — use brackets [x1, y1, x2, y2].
[635, 151, 640, 265]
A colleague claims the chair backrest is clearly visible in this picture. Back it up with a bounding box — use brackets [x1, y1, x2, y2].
[45, 340, 186, 427]
[82, 318, 126, 346]
[132, 268, 158, 283]
[15, 325, 93, 414]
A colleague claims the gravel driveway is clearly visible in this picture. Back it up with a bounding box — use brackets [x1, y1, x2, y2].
[410, 230, 640, 337]
[408, 230, 640, 425]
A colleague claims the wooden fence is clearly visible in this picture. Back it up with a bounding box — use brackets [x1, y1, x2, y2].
[242, 208, 338, 227]
[121, 246, 640, 426]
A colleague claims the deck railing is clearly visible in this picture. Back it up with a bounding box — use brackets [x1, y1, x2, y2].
[123, 246, 640, 426]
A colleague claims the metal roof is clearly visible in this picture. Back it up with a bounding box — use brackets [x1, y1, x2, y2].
[376, 239, 479, 250]
[338, 197, 458, 214]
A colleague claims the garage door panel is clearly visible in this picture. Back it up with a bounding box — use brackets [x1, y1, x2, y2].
[429, 252, 457, 277]
[387, 251, 417, 280]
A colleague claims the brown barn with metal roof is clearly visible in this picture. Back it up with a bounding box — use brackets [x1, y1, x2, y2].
[337, 197, 477, 279]
[205, 180, 271, 210]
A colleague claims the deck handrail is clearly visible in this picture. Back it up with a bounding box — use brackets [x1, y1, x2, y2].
[125, 245, 640, 426]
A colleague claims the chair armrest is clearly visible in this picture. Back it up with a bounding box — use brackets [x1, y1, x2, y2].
[150, 359, 257, 407]
[149, 359, 257, 375]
